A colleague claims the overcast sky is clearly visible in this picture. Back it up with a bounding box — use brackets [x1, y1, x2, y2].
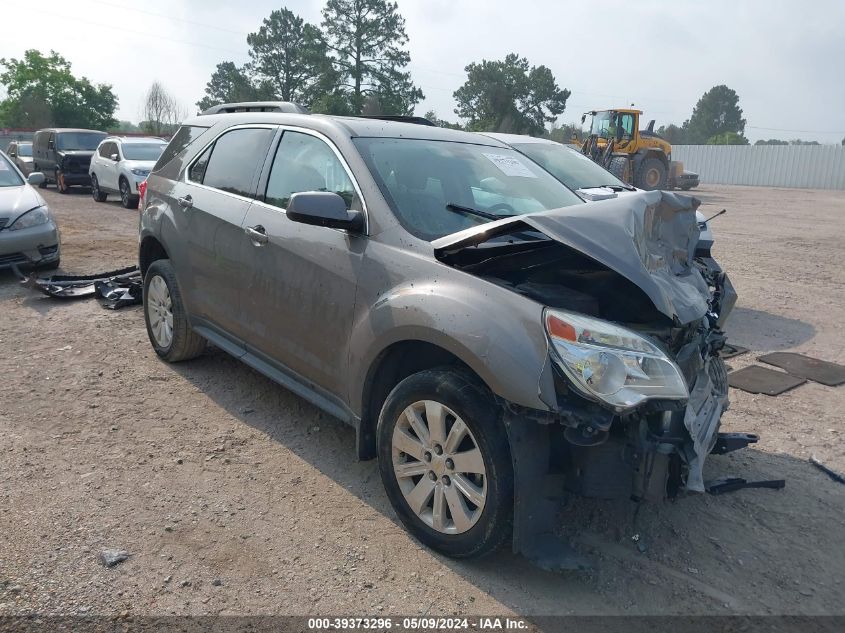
[3, 0, 844, 143]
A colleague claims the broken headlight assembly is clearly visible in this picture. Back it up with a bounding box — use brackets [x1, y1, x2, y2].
[7, 206, 51, 231]
[544, 308, 688, 411]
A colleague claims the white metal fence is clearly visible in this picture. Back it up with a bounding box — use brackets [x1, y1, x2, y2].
[672, 145, 845, 190]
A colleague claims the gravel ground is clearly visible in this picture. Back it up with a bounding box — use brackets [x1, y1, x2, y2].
[0, 185, 843, 618]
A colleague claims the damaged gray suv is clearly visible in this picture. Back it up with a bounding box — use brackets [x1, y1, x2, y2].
[139, 111, 737, 562]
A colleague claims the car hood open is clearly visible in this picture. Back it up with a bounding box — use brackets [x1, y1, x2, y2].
[432, 190, 712, 325]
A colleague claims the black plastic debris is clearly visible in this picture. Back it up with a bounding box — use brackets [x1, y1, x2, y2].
[727, 365, 806, 395]
[759, 352, 845, 387]
[13, 264, 142, 310]
[706, 477, 785, 495]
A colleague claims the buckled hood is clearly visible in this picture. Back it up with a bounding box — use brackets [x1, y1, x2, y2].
[432, 190, 712, 325]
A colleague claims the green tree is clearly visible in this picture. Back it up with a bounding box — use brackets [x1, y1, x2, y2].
[656, 123, 686, 144]
[706, 131, 749, 145]
[321, 0, 423, 115]
[423, 109, 463, 130]
[548, 122, 583, 144]
[247, 9, 329, 105]
[0, 49, 117, 129]
[755, 138, 789, 145]
[453, 53, 570, 136]
[196, 61, 270, 111]
[682, 85, 746, 144]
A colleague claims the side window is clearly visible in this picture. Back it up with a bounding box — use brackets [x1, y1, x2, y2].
[154, 125, 209, 172]
[265, 131, 356, 210]
[98, 143, 108, 158]
[189, 144, 212, 183]
[620, 114, 634, 137]
[198, 128, 275, 197]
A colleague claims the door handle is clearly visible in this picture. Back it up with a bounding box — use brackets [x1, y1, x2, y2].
[177, 195, 193, 209]
[245, 225, 269, 245]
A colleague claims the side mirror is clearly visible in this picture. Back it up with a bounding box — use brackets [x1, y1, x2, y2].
[286, 191, 364, 232]
[110, 153, 119, 161]
[48, 141, 55, 149]
[27, 172, 45, 186]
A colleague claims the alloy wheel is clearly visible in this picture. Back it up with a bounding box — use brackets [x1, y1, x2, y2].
[391, 400, 487, 534]
[146, 275, 173, 348]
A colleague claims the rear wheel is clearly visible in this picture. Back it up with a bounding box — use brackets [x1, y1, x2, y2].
[143, 259, 206, 362]
[635, 157, 668, 190]
[377, 368, 513, 558]
[91, 174, 108, 202]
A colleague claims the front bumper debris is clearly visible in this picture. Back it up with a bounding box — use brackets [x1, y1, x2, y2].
[13, 265, 142, 309]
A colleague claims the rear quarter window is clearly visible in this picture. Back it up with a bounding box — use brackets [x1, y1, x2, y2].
[153, 125, 210, 173]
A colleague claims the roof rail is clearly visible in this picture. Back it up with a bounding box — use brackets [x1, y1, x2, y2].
[356, 115, 436, 126]
[199, 101, 310, 115]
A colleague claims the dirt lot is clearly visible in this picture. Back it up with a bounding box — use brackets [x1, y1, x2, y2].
[1, 185, 843, 618]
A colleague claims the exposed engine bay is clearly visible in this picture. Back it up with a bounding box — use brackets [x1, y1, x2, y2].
[434, 191, 740, 500]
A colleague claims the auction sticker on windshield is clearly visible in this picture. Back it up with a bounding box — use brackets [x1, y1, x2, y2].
[482, 153, 537, 178]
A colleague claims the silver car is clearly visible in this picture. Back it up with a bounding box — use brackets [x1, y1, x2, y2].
[140, 112, 737, 564]
[5, 141, 35, 176]
[0, 152, 59, 270]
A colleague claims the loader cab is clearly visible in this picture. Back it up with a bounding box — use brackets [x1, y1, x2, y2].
[587, 109, 639, 145]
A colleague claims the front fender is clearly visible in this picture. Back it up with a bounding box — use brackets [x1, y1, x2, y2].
[347, 244, 557, 415]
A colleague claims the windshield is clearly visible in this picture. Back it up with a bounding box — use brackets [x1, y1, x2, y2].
[0, 154, 24, 187]
[590, 111, 614, 138]
[57, 132, 107, 151]
[513, 142, 629, 190]
[354, 138, 583, 240]
[122, 143, 166, 161]
[17, 144, 32, 157]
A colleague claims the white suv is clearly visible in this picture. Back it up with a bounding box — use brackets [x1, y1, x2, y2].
[89, 136, 167, 208]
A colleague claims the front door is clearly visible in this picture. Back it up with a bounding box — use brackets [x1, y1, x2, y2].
[239, 129, 366, 398]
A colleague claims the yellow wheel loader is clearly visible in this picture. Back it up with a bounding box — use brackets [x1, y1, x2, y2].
[577, 109, 697, 191]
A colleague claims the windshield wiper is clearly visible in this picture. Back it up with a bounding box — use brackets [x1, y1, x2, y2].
[445, 203, 505, 222]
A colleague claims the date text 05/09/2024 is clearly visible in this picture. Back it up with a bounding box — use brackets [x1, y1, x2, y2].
[307, 617, 529, 630]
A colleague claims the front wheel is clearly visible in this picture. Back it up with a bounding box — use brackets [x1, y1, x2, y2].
[56, 170, 68, 194]
[377, 368, 513, 558]
[143, 259, 206, 362]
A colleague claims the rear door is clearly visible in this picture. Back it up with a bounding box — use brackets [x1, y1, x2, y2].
[96, 142, 116, 190]
[168, 125, 277, 344]
[238, 129, 367, 398]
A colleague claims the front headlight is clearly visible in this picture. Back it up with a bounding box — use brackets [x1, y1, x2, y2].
[8, 206, 51, 231]
[545, 308, 688, 411]
[131, 168, 150, 177]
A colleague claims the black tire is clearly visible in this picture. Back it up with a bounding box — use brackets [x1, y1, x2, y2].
[608, 156, 630, 184]
[635, 157, 668, 191]
[377, 368, 513, 559]
[56, 170, 68, 194]
[143, 259, 206, 362]
[681, 184, 693, 191]
[119, 178, 138, 209]
[91, 174, 108, 202]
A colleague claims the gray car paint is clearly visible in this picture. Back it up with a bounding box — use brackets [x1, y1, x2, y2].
[140, 113, 732, 494]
